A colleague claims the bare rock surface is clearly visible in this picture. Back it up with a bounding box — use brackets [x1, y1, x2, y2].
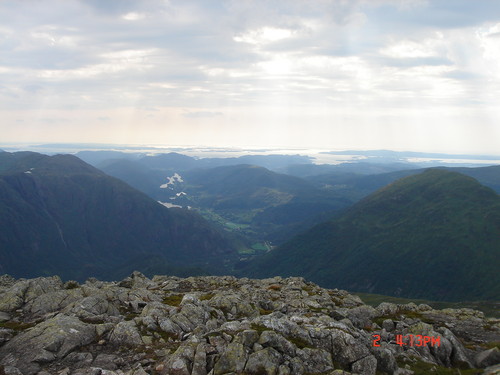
[0, 272, 499, 375]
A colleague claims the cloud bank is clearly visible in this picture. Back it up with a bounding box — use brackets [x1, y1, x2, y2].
[1, 0, 499, 153]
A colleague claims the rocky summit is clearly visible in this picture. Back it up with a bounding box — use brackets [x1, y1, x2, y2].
[0, 273, 499, 375]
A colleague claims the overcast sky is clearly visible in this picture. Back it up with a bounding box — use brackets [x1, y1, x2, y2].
[1, 0, 500, 154]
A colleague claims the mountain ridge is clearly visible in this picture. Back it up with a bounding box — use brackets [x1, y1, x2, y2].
[242, 169, 500, 301]
[0, 151, 237, 281]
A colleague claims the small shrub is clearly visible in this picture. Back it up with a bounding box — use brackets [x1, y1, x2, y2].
[64, 280, 80, 289]
[200, 293, 215, 301]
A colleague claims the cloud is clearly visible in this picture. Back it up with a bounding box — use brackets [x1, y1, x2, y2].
[40, 117, 69, 124]
[183, 111, 223, 118]
[0, 0, 499, 153]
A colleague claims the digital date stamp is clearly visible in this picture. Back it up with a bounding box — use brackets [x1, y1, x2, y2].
[372, 334, 441, 347]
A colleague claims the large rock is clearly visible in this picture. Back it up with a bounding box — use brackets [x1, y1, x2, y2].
[475, 347, 500, 368]
[24, 289, 84, 317]
[257, 314, 314, 349]
[63, 295, 121, 322]
[213, 341, 248, 375]
[346, 305, 377, 329]
[296, 347, 333, 373]
[161, 341, 198, 375]
[371, 347, 398, 374]
[244, 347, 283, 375]
[108, 320, 144, 347]
[0, 276, 66, 314]
[330, 330, 370, 367]
[209, 293, 260, 319]
[483, 363, 500, 375]
[351, 355, 377, 375]
[258, 330, 296, 357]
[437, 327, 474, 368]
[0, 314, 96, 375]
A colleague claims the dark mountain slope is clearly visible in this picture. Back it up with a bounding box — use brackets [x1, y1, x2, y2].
[309, 165, 500, 202]
[451, 165, 500, 193]
[183, 164, 318, 208]
[282, 161, 417, 178]
[0, 151, 48, 174]
[243, 169, 500, 301]
[98, 160, 351, 246]
[75, 150, 143, 166]
[137, 152, 197, 171]
[0, 152, 236, 280]
[93, 151, 312, 174]
[182, 164, 352, 244]
[97, 158, 165, 199]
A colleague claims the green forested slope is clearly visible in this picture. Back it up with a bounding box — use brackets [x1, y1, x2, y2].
[244, 169, 500, 301]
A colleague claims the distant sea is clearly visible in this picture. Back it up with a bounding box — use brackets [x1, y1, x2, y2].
[1, 142, 500, 167]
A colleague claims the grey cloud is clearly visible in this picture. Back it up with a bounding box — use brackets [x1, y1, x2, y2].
[23, 85, 44, 93]
[1, 0, 499, 115]
[183, 111, 223, 118]
[487, 31, 500, 38]
[40, 117, 68, 124]
[377, 56, 453, 68]
[444, 70, 484, 81]
[83, 0, 143, 15]
[364, 0, 500, 30]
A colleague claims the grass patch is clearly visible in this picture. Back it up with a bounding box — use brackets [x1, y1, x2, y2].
[251, 242, 269, 251]
[484, 321, 500, 331]
[356, 292, 500, 318]
[78, 317, 106, 324]
[156, 329, 179, 343]
[162, 294, 184, 306]
[238, 248, 255, 255]
[259, 308, 273, 315]
[250, 323, 268, 335]
[225, 222, 250, 230]
[248, 325, 311, 350]
[124, 312, 139, 321]
[397, 358, 483, 375]
[482, 341, 500, 350]
[373, 311, 434, 327]
[308, 307, 326, 313]
[302, 285, 318, 296]
[287, 335, 313, 349]
[0, 321, 35, 331]
[200, 293, 215, 301]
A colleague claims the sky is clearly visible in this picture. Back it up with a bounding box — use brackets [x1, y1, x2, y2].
[1, 0, 500, 154]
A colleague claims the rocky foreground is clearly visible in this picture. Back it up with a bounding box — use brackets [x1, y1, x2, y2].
[0, 273, 499, 375]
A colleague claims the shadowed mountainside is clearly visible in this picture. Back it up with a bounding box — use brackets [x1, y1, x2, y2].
[0, 152, 237, 281]
[242, 169, 500, 302]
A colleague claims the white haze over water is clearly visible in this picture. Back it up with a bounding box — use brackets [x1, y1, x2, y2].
[1, 142, 499, 167]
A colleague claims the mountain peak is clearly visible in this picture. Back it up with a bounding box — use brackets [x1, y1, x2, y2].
[246, 169, 500, 301]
